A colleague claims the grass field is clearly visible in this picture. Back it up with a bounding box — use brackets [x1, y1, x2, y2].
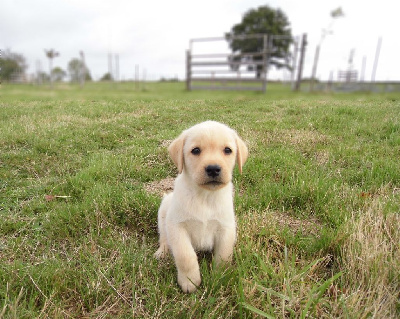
[1, 82, 399, 318]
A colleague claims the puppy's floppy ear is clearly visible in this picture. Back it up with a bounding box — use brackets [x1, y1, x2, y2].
[168, 133, 185, 174]
[235, 135, 248, 174]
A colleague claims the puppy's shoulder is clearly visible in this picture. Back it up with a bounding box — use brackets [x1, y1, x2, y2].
[159, 191, 173, 210]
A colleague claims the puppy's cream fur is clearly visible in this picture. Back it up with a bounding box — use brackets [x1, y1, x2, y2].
[154, 121, 248, 293]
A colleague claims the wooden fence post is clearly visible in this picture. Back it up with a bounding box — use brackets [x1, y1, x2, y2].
[291, 37, 299, 91]
[262, 34, 268, 93]
[186, 50, 191, 91]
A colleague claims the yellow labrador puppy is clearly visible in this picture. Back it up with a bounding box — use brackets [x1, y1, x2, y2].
[154, 121, 248, 293]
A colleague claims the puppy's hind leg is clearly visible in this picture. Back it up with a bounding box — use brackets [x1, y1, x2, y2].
[154, 193, 172, 259]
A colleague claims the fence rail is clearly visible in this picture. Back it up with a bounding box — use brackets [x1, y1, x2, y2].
[191, 61, 266, 67]
[186, 35, 269, 92]
[190, 85, 266, 91]
[191, 77, 264, 83]
[192, 70, 256, 74]
[186, 34, 307, 92]
[192, 52, 264, 59]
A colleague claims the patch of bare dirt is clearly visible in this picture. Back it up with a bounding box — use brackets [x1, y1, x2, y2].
[144, 177, 175, 197]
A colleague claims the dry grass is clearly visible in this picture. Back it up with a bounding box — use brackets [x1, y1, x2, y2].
[240, 209, 322, 239]
[264, 128, 331, 149]
[337, 197, 400, 318]
[237, 209, 338, 318]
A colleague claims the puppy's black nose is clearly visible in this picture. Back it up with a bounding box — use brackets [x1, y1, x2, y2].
[205, 165, 221, 178]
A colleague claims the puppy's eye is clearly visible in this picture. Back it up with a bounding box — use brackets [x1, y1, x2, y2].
[224, 147, 232, 155]
[191, 147, 201, 155]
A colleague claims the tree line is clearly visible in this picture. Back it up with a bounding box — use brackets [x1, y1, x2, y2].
[0, 49, 97, 84]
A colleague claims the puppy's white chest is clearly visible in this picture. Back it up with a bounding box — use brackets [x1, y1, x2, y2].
[169, 179, 236, 251]
[185, 218, 223, 251]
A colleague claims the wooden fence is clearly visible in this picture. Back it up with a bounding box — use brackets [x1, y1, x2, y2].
[185, 34, 306, 92]
[186, 35, 269, 92]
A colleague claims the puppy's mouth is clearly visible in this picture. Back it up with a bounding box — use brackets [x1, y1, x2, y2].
[205, 181, 223, 186]
[200, 179, 227, 189]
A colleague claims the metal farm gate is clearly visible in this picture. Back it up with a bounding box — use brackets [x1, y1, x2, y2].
[185, 34, 306, 92]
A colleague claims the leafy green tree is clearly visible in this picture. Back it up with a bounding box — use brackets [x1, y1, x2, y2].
[100, 72, 113, 81]
[226, 5, 292, 78]
[52, 67, 66, 82]
[67, 58, 91, 83]
[0, 49, 27, 82]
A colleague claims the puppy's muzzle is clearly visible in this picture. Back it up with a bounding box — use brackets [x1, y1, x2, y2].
[205, 165, 221, 178]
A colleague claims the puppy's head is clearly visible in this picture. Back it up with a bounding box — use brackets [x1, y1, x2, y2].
[168, 121, 248, 190]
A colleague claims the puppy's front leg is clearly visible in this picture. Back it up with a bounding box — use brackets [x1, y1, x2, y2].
[213, 226, 236, 266]
[170, 226, 201, 293]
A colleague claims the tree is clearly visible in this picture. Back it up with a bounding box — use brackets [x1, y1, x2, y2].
[67, 58, 91, 83]
[226, 5, 292, 78]
[52, 67, 66, 82]
[100, 72, 113, 81]
[0, 49, 27, 82]
[45, 49, 60, 88]
[37, 72, 50, 83]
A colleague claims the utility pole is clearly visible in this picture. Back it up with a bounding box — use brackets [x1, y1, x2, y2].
[295, 34, 307, 91]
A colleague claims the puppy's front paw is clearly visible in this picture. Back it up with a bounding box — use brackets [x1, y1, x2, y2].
[154, 244, 169, 259]
[178, 269, 201, 293]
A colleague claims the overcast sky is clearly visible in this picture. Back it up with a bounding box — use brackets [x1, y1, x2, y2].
[1, 0, 399, 81]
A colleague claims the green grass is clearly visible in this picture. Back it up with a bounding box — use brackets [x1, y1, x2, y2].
[1, 82, 399, 318]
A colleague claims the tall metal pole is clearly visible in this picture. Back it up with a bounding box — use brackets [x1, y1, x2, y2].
[295, 34, 307, 91]
[371, 37, 382, 82]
